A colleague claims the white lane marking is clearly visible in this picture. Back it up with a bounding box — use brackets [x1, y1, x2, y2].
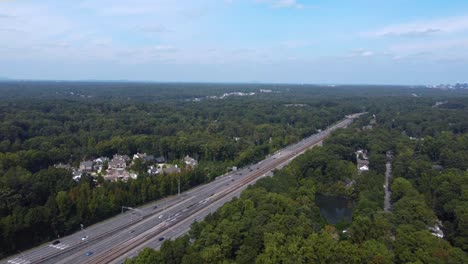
[7, 258, 30, 264]
[49, 243, 69, 250]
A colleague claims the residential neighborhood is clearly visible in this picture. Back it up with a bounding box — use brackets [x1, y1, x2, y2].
[55, 153, 198, 183]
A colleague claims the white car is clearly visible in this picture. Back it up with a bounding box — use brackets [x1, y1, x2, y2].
[81, 236, 88, 241]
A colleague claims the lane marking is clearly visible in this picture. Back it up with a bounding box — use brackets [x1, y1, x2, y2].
[7, 258, 30, 264]
[49, 243, 69, 250]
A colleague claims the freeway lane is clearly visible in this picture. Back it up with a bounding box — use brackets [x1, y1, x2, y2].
[1, 113, 363, 264]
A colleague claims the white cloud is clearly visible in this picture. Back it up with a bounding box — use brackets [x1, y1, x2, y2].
[390, 39, 468, 54]
[367, 15, 468, 37]
[348, 49, 375, 57]
[256, 0, 303, 9]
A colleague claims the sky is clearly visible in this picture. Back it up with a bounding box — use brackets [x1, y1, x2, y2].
[1, 0, 468, 85]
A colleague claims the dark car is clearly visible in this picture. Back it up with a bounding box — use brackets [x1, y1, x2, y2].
[52, 240, 60, 245]
[85, 251, 93, 256]
[158, 237, 164, 241]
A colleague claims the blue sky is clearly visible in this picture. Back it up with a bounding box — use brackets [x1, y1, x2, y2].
[1, 0, 468, 84]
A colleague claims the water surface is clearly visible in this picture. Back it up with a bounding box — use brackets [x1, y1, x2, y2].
[315, 194, 353, 224]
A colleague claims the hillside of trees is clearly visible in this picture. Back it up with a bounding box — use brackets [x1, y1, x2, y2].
[126, 92, 468, 263]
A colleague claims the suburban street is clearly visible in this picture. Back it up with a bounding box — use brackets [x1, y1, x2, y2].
[384, 152, 393, 212]
[3, 114, 363, 264]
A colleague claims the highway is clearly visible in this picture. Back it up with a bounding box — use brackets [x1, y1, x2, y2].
[2, 113, 363, 264]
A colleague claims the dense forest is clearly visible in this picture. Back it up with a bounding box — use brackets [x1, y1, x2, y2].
[125, 89, 468, 263]
[1, 82, 467, 261]
[0, 82, 364, 257]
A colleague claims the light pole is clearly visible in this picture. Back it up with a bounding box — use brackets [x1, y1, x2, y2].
[178, 174, 181, 197]
[122, 206, 143, 222]
[17, 250, 28, 263]
[81, 223, 89, 244]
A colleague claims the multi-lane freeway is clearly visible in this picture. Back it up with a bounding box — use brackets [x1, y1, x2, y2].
[2, 113, 363, 264]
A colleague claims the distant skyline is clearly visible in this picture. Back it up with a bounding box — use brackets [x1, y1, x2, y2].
[1, 0, 468, 85]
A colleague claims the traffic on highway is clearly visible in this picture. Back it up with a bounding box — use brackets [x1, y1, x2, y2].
[3, 114, 363, 264]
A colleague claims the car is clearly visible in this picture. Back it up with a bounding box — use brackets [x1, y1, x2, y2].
[129, 230, 135, 234]
[81, 236, 88, 241]
[158, 237, 165, 241]
[52, 240, 60, 245]
[153, 205, 158, 209]
[85, 251, 93, 256]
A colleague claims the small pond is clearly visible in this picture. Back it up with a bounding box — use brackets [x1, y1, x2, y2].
[315, 194, 353, 224]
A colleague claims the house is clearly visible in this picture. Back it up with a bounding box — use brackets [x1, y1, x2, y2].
[155, 156, 166, 164]
[109, 155, 127, 169]
[356, 149, 369, 174]
[133, 152, 147, 160]
[162, 164, 181, 174]
[429, 220, 444, 238]
[144, 155, 155, 163]
[147, 166, 161, 175]
[357, 159, 369, 167]
[184, 155, 198, 169]
[55, 163, 72, 170]
[72, 171, 83, 181]
[94, 157, 109, 166]
[79, 160, 94, 172]
[359, 165, 369, 172]
[113, 154, 130, 162]
[104, 168, 137, 182]
[356, 149, 369, 160]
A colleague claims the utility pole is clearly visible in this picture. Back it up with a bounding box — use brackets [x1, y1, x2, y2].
[122, 206, 143, 222]
[178, 174, 180, 196]
[17, 250, 28, 263]
[81, 223, 89, 242]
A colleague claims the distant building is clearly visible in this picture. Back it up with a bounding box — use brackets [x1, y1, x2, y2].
[133, 152, 147, 160]
[155, 156, 167, 164]
[144, 155, 155, 163]
[356, 149, 369, 174]
[79, 160, 94, 172]
[358, 165, 369, 172]
[148, 166, 161, 175]
[104, 168, 137, 182]
[54, 163, 72, 170]
[72, 171, 83, 181]
[429, 220, 444, 238]
[109, 155, 128, 169]
[184, 155, 198, 169]
[162, 164, 181, 174]
[94, 157, 109, 166]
